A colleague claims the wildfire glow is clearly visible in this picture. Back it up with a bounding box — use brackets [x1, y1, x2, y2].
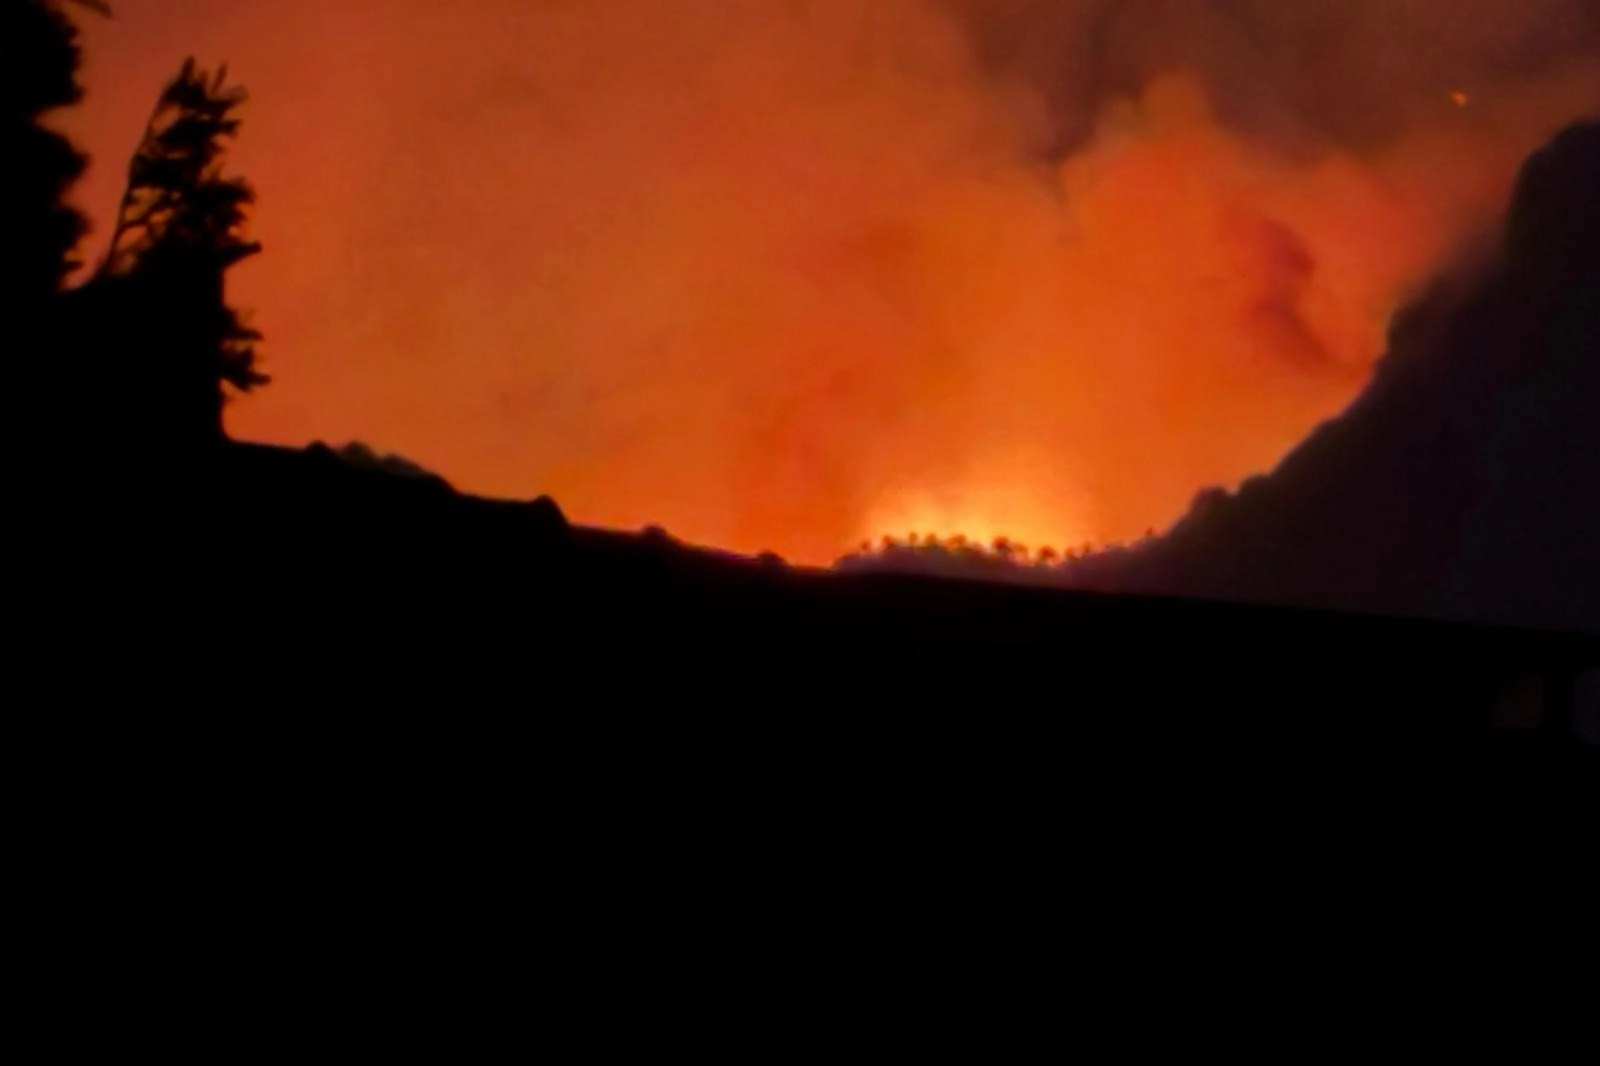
[60, 2, 1600, 565]
[863, 454, 1097, 559]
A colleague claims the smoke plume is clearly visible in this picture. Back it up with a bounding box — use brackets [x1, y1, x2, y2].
[61, 1, 1600, 562]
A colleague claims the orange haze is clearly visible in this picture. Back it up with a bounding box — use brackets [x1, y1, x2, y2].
[61, 1, 1600, 562]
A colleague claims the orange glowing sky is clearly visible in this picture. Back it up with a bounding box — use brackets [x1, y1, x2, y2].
[59, 1, 1600, 562]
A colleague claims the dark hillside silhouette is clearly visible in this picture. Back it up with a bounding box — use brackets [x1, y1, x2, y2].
[841, 119, 1600, 636]
[1100, 119, 1600, 633]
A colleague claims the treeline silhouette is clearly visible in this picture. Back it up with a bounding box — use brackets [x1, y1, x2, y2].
[834, 530, 1159, 585]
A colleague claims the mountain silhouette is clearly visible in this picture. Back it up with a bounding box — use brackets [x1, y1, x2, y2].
[1111, 119, 1600, 634]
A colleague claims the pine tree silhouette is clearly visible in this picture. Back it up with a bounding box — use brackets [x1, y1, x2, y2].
[101, 58, 266, 385]
[71, 55, 266, 448]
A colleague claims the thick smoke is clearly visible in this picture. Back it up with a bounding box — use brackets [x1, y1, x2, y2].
[955, 0, 1600, 156]
[63, 1, 1600, 562]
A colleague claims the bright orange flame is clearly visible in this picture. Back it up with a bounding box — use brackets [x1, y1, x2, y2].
[864, 489, 1087, 558]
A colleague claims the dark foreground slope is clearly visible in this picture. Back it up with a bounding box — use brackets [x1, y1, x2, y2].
[66, 446, 1593, 1066]
[79, 435, 1584, 1031]
[172, 438, 1596, 788]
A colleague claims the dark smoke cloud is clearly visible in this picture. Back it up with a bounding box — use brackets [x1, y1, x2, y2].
[955, 0, 1600, 157]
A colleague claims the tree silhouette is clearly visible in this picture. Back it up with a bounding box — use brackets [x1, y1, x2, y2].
[1, 0, 107, 300]
[67, 54, 267, 448]
[98, 57, 266, 393]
